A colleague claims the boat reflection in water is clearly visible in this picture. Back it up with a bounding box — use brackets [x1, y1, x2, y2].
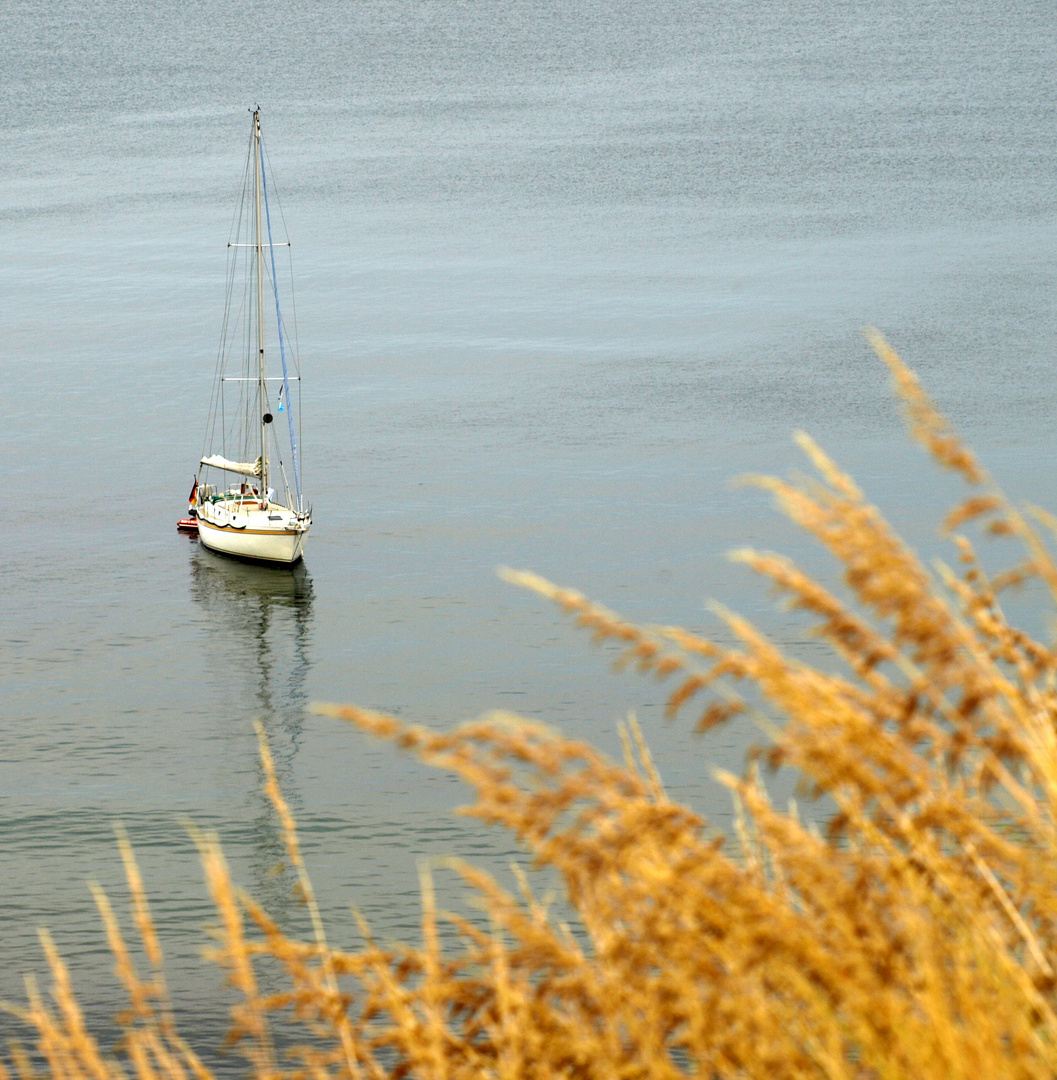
[188, 542, 314, 922]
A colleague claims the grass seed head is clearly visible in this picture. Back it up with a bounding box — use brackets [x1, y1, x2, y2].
[10, 340, 1057, 1079]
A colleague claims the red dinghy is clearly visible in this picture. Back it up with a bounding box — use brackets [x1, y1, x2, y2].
[177, 478, 200, 532]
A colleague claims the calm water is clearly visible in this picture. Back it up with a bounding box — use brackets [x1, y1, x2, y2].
[4, 0, 1057, 1057]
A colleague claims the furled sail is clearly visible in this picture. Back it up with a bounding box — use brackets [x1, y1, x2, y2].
[200, 454, 264, 478]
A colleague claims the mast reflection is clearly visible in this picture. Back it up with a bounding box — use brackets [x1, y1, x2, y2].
[188, 544, 315, 922]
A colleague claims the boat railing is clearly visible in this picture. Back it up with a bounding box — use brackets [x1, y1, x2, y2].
[202, 492, 270, 509]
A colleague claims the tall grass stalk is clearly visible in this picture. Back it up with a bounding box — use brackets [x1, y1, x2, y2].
[7, 333, 1057, 1078]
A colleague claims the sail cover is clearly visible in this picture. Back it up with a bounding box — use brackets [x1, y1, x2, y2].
[200, 454, 264, 478]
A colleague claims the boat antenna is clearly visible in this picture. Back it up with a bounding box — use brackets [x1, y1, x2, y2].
[258, 115, 303, 513]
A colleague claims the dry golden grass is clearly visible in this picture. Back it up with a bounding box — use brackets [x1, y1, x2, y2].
[8, 331, 1057, 1078]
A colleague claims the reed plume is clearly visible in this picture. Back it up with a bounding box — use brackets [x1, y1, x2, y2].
[7, 331, 1057, 1078]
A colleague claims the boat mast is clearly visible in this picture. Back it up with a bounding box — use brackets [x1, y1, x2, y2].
[253, 107, 268, 497]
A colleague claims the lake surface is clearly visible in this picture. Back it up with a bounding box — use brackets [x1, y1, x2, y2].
[3, 0, 1057, 1060]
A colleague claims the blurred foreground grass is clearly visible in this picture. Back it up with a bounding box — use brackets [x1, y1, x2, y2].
[7, 333, 1057, 1079]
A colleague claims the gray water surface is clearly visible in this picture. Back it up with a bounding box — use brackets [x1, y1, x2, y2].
[3, 0, 1057, 1059]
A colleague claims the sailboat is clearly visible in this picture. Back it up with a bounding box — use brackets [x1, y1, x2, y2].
[185, 108, 312, 566]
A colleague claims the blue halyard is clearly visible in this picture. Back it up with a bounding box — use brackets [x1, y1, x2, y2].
[259, 137, 302, 512]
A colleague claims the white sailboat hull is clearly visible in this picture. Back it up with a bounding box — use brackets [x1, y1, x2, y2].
[197, 504, 309, 565]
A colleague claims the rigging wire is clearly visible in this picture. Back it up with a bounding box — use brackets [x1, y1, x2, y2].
[204, 130, 254, 470]
[258, 123, 303, 512]
[197, 112, 303, 516]
[262, 140, 305, 495]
